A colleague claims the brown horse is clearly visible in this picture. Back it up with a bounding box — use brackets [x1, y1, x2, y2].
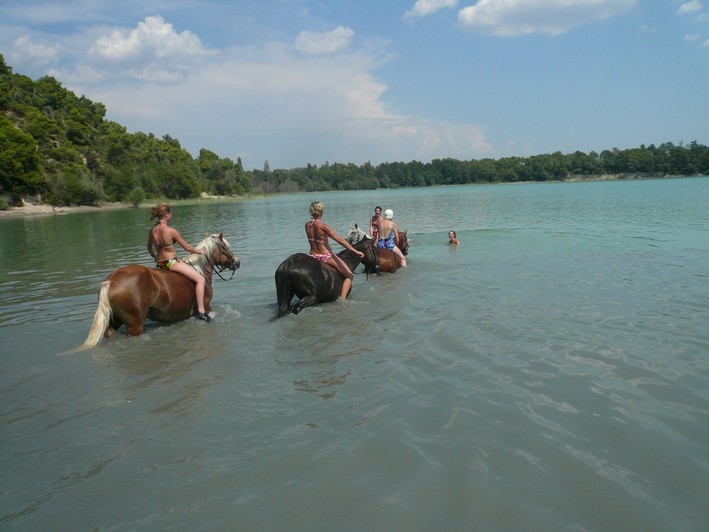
[79, 233, 240, 348]
[346, 224, 408, 273]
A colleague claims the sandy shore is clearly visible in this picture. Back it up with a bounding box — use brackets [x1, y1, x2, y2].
[0, 195, 254, 219]
[0, 202, 128, 219]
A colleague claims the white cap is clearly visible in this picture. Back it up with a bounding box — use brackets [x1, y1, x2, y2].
[384, 209, 393, 219]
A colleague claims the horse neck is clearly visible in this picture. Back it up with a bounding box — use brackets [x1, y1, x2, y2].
[339, 243, 367, 270]
[201, 256, 214, 281]
[185, 251, 213, 281]
[338, 251, 359, 270]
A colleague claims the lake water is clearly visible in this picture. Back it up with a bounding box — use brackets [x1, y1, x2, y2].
[1, 177, 708, 530]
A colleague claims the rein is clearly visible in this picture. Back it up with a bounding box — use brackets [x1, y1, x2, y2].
[200, 237, 238, 281]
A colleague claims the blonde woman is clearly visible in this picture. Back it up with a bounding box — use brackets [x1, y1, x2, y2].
[147, 202, 211, 322]
[306, 201, 364, 300]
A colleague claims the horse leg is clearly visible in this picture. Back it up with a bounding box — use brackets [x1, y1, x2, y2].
[124, 322, 145, 336]
[107, 276, 151, 336]
[290, 267, 326, 313]
[292, 294, 319, 314]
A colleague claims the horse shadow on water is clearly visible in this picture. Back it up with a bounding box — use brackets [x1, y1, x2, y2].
[345, 224, 408, 274]
[272, 235, 380, 319]
[76, 233, 240, 350]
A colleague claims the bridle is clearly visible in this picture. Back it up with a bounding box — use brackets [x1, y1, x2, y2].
[359, 238, 381, 277]
[399, 232, 409, 255]
[203, 236, 239, 281]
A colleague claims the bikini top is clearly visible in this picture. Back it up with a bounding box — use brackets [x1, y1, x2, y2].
[307, 218, 327, 244]
[153, 223, 176, 249]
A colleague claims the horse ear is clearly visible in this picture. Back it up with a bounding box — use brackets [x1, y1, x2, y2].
[219, 231, 224, 241]
[354, 223, 358, 229]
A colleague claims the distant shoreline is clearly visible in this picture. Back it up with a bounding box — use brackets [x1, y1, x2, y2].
[0, 195, 253, 220]
[0, 202, 128, 219]
[1, 175, 700, 219]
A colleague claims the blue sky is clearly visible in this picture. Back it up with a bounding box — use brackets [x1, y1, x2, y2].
[1, 0, 707, 170]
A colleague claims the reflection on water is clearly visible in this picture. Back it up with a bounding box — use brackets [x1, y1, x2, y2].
[1, 178, 708, 530]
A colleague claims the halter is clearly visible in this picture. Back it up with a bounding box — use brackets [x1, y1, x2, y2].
[355, 237, 380, 277]
[200, 235, 239, 281]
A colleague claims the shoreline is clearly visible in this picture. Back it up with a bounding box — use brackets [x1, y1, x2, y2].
[1, 175, 696, 219]
[0, 195, 254, 220]
[0, 202, 129, 219]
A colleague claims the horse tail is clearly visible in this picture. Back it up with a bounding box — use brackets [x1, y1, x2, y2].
[79, 280, 112, 349]
[273, 262, 294, 319]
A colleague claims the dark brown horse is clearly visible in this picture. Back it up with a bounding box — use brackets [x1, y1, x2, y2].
[346, 224, 408, 273]
[272, 237, 380, 319]
[79, 233, 240, 348]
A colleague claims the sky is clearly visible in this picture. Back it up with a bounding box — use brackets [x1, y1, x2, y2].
[0, 0, 707, 171]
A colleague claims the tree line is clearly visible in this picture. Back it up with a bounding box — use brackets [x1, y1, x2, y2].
[1, 53, 707, 208]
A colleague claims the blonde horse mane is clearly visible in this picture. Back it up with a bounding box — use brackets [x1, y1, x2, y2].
[182, 233, 222, 276]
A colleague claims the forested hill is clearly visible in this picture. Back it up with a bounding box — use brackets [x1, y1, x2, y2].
[0, 54, 250, 208]
[1, 53, 708, 208]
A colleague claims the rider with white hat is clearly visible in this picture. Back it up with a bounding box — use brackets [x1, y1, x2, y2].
[376, 209, 407, 267]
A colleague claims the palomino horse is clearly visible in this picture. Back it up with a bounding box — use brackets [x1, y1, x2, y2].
[272, 237, 380, 319]
[346, 224, 409, 273]
[80, 233, 240, 348]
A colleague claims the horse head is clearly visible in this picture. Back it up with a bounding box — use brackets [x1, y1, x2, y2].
[187, 233, 241, 279]
[353, 235, 381, 276]
[398, 230, 409, 256]
[345, 224, 369, 245]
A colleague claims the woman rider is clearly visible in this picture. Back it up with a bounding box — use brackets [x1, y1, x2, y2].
[369, 205, 382, 241]
[377, 209, 407, 267]
[305, 201, 364, 300]
[147, 202, 211, 322]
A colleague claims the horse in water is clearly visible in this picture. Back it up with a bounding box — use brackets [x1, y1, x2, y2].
[79, 233, 240, 348]
[273, 237, 380, 319]
[345, 224, 409, 273]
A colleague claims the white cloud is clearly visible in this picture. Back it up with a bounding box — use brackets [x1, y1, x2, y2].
[677, 1, 702, 15]
[78, 42, 489, 168]
[457, 0, 636, 36]
[294, 26, 354, 54]
[404, 0, 458, 20]
[77, 15, 217, 83]
[2, 5, 490, 168]
[702, 38, 709, 47]
[684, 33, 700, 42]
[91, 15, 211, 60]
[10, 35, 59, 66]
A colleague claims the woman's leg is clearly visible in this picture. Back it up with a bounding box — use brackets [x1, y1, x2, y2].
[328, 255, 354, 299]
[393, 246, 407, 267]
[171, 262, 207, 313]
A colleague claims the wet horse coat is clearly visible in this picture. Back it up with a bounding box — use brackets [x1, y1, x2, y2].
[79, 233, 239, 348]
[346, 224, 408, 273]
[273, 238, 379, 318]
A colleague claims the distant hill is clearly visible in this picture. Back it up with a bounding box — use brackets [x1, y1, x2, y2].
[0, 54, 249, 207]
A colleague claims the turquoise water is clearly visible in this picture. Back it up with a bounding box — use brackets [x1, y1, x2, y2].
[1, 177, 708, 530]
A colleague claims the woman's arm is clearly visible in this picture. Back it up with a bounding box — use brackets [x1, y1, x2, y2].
[173, 229, 204, 255]
[147, 232, 156, 259]
[323, 224, 363, 255]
